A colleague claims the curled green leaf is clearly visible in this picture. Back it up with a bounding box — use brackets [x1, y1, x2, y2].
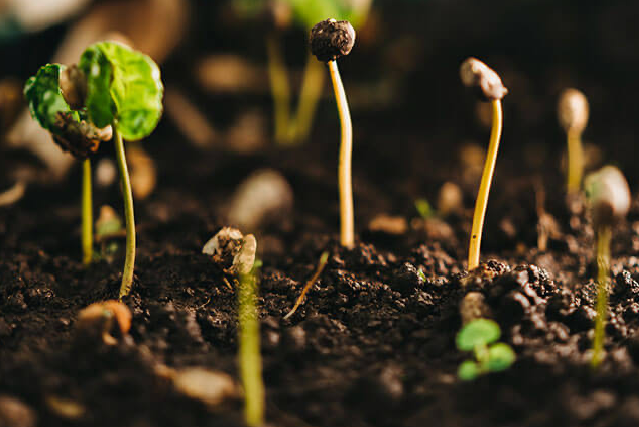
[24, 64, 80, 133]
[79, 41, 163, 141]
[456, 318, 500, 352]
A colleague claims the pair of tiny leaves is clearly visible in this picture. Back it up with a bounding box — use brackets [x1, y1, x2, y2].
[458, 343, 515, 381]
[456, 318, 515, 381]
[24, 41, 163, 142]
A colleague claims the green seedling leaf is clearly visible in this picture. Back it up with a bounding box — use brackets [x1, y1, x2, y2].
[417, 268, 426, 282]
[415, 198, 435, 219]
[457, 360, 480, 381]
[79, 41, 163, 141]
[486, 343, 516, 372]
[456, 318, 500, 351]
[24, 64, 80, 133]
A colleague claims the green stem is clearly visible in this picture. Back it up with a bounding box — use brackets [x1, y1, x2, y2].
[289, 53, 325, 143]
[238, 268, 265, 426]
[114, 128, 136, 299]
[567, 127, 584, 194]
[82, 158, 93, 266]
[266, 33, 291, 145]
[592, 225, 612, 368]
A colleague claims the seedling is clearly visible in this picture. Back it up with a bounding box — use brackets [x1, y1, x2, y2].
[460, 58, 508, 270]
[558, 88, 589, 194]
[456, 318, 515, 381]
[26, 42, 163, 298]
[24, 64, 112, 266]
[237, 243, 264, 426]
[310, 18, 356, 248]
[584, 166, 631, 367]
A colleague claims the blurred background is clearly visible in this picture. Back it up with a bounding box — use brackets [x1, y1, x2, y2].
[1, 0, 639, 214]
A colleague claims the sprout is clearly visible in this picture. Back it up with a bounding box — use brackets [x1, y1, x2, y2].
[558, 88, 589, 193]
[75, 300, 131, 346]
[585, 166, 631, 368]
[24, 63, 111, 266]
[311, 18, 356, 248]
[460, 57, 507, 270]
[456, 318, 515, 381]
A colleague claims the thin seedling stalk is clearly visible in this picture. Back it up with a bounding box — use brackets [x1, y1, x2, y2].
[114, 128, 136, 299]
[468, 99, 503, 270]
[266, 34, 291, 144]
[289, 54, 325, 142]
[328, 60, 354, 248]
[567, 127, 584, 193]
[592, 225, 612, 368]
[238, 268, 265, 426]
[82, 158, 93, 265]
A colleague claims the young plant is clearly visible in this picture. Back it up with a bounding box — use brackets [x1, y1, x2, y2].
[310, 18, 356, 248]
[236, 238, 265, 427]
[24, 64, 112, 266]
[26, 41, 163, 298]
[460, 58, 508, 270]
[456, 318, 515, 381]
[558, 88, 589, 194]
[584, 166, 631, 367]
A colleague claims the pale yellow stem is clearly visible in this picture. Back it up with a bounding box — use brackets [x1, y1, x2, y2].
[289, 53, 325, 143]
[266, 34, 291, 144]
[592, 225, 611, 368]
[567, 127, 584, 193]
[328, 60, 354, 248]
[468, 100, 503, 270]
[82, 158, 93, 266]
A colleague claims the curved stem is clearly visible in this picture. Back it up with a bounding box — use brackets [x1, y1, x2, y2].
[82, 158, 93, 265]
[468, 99, 503, 270]
[266, 33, 291, 144]
[289, 53, 325, 143]
[114, 128, 136, 299]
[592, 225, 612, 368]
[328, 60, 354, 248]
[567, 127, 584, 193]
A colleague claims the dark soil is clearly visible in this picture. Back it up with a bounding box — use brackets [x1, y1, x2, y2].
[5, 1, 639, 426]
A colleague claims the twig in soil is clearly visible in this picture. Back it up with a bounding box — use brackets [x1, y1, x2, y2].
[585, 166, 631, 368]
[238, 263, 265, 426]
[310, 18, 357, 248]
[460, 57, 508, 270]
[558, 88, 589, 194]
[284, 251, 330, 320]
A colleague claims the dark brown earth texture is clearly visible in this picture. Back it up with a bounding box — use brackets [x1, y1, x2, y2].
[4, 1, 639, 426]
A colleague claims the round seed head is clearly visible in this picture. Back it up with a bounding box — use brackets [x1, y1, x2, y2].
[310, 19, 356, 63]
[558, 88, 589, 134]
[585, 166, 631, 226]
[460, 57, 508, 101]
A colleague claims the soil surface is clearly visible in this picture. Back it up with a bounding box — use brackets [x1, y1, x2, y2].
[4, 1, 639, 426]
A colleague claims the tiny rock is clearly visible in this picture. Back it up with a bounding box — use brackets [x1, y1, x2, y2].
[172, 367, 239, 409]
[227, 169, 293, 232]
[0, 395, 36, 427]
[75, 300, 132, 346]
[460, 292, 491, 324]
[368, 214, 408, 235]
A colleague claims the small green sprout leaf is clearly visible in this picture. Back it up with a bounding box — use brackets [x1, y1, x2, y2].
[414, 198, 435, 219]
[486, 343, 516, 371]
[457, 360, 480, 381]
[456, 318, 500, 352]
[79, 41, 163, 141]
[24, 64, 80, 133]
